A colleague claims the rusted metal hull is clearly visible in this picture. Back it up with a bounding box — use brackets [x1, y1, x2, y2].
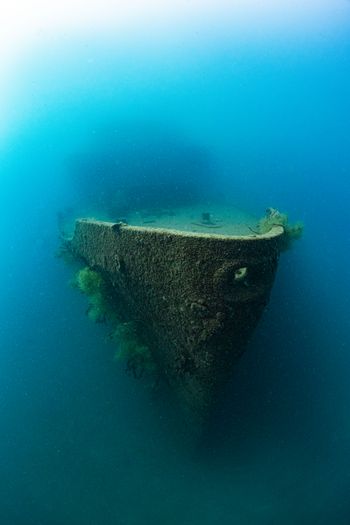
[68, 219, 283, 420]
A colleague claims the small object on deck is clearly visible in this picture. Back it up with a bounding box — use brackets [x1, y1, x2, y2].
[201, 212, 212, 224]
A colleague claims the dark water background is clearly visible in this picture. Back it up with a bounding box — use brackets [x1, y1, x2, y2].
[1, 7, 350, 524]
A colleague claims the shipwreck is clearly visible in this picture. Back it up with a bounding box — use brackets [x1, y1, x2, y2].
[62, 206, 298, 422]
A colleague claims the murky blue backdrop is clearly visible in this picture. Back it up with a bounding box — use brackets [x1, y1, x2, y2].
[1, 7, 350, 524]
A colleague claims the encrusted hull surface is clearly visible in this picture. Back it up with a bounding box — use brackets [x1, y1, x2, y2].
[68, 219, 283, 419]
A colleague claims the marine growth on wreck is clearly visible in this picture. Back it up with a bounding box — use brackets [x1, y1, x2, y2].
[60, 204, 303, 421]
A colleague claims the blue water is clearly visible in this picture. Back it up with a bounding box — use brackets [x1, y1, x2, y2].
[1, 8, 350, 524]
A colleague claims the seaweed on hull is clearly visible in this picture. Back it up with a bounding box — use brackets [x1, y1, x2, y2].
[74, 267, 111, 323]
[74, 267, 157, 380]
[110, 322, 156, 379]
[257, 207, 304, 251]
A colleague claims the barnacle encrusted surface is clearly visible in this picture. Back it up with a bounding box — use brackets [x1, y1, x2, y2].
[67, 219, 283, 419]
